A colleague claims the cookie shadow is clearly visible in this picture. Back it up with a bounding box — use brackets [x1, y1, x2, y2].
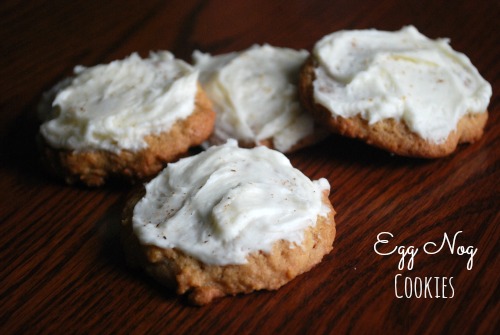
[95, 196, 181, 303]
[0, 100, 48, 182]
[291, 134, 433, 169]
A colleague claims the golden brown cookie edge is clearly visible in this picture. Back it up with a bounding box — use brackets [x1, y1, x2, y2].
[299, 57, 488, 158]
[38, 87, 215, 186]
[121, 187, 336, 305]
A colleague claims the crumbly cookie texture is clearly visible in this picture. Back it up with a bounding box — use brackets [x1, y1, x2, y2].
[38, 88, 215, 186]
[300, 57, 488, 158]
[121, 141, 336, 305]
[122, 189, 336, 305]
[301, 26, 491, 158]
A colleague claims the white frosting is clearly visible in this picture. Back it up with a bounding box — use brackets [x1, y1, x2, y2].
[39, 52, 198, 153]
[313, 26, 492, 143]
[193, 44, 314, 152]
[132, 140, 331, 265]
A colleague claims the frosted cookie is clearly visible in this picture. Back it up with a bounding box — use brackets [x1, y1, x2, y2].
[38, 52, 215, 186]
[121, 140, 336, 305]
[193, 44, 326, 153]
[300, 26, 492, 158]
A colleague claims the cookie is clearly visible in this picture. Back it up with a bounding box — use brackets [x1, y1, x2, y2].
[121, 140, 336, 305]
[38, 52, 215, 186]
[299, 26, 492, 158]
[193, 44, 327, 153]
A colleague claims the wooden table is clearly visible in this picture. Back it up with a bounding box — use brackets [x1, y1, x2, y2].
[1, 1, 498, 334]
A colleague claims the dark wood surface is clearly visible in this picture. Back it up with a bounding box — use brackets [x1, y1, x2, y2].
[1, 1, 498, 334]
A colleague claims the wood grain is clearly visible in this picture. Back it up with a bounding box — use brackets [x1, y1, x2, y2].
[0, 0, 498, 334]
